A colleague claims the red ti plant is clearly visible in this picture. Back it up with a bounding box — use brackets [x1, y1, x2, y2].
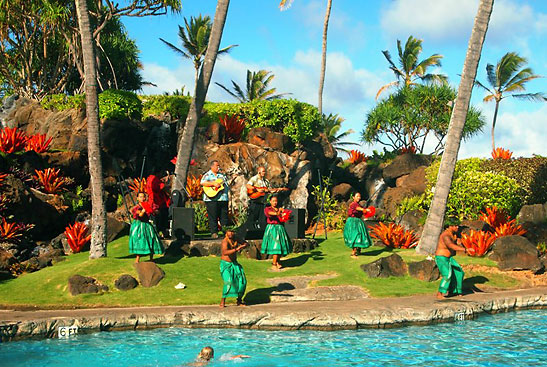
[26, 134, 53, 153]
[399, 146, 416, 155]
[129, 177, 147, 193]
[460, 230, 497, 257]
[0, 217, 34, 243]
[491, 147, 512, 160]
[34, 168, 69, 194]
[0, 127, 28, 154]
[186, 174, 203, 200]
[348, 150, 367, 164]
[479, 206, 509, 229]
[370, 222, 419, 249]
[219, 114, 246, 143]
[64, 222, 91, 253]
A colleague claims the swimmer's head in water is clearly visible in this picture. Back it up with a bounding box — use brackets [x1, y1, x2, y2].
[198, 346, 214, 361]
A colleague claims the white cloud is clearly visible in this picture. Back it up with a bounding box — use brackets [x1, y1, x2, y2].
[380, 0, 542, 43]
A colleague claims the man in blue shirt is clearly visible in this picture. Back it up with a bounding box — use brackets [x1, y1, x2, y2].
[201, 160, 229, 238]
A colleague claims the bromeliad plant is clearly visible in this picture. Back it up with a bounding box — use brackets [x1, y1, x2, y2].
[370, 222, 419, 249]
[0, 127, 28, 154]
[493, 220, 527, 237]
[186, 174, 203, 200]
[0, 217, 34, 243]
[26, 134, 53, 153]
[34, 168, 70, 194]
[64, 222, 91, 253]
[479, 206, 509, 229]
[348, 150, 367, 164]
[491, 147, 512, 160]
[399, 146, 416, 155]
[219, 114, 246, 143]
[460, 230, 497, 257]
[129, 177, 147, 193]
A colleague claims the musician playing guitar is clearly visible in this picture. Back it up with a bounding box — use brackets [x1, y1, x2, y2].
[245, 166, 288, 233]
[201, 160, 229, 239]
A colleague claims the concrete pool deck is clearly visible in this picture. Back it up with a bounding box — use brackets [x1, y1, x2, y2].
[1, 286, 546, 341]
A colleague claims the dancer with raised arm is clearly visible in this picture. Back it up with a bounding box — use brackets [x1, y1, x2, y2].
[261, 195, 292, 270]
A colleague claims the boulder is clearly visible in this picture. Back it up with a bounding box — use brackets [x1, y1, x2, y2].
[68, 274, 109, 296]
[133, 262, 165, 287]
[349, 161, 368, 181]
[522, 222, 547, 246]
[114, 274, 138, 291]
[489, 236, 543, 273]
[42, 151, 88, 185]
[206, 122, 225, 144]
[395, 166, 427, 194]
[102, 119, 146, 161]
[313, 132, 336, 160]
[408, 259, 440, 281]
[0, 248, 17, 279]
[460, 220, 491, 235]
[106, 214, 130, 243]
[399, 209, 424, 234]
[291, 238, 319, 253]
[517, 204, 547, 224]
[247, 127, 293, 153]
[332, 183, 353, 201]
[361, 254, 407, 278]
[383, 154, 432, 184]
[382, 186, 415, 219]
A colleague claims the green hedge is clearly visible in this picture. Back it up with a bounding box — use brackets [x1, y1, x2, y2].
[41, 94, 85, 111]
[140, 95, 191, 120]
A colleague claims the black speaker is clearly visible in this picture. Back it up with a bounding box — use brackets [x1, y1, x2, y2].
[283, 208, 306, 239]
[170, 207, 195, 241]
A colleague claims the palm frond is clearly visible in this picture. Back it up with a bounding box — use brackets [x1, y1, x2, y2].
[215, 82, 243, 102]
[376, 81, 399, 100]
[159, 38, 190, 59]
[486, 63, 498, 88]
[279, 0, 294, 11]
[511, 92, 546, 102]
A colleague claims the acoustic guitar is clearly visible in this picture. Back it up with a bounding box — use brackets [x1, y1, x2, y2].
[203, 178, 225, 198]
[247, 186, 289, 200]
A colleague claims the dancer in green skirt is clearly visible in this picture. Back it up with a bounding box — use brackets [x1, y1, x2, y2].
[343, 192, 374, 258]
[220, 228, 248, 307]
[261, 195, 292, 270]
[129, 192, 164, 263]
[435, 226, 466, 299]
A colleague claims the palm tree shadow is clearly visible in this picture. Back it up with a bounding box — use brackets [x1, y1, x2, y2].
[362, 247, 391, 256]
[462, 275, 489, 294]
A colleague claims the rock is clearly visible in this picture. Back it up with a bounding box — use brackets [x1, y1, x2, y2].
[408, 260, 440, 281]
[460, 220, 491, 235]
[206, 122, 225, 144]
[291, 238, 318, 253]
[50, 232, 69, 252]
[313, 132, 336, 160]
[0, 248, 17, 279]
[517, 204, 547, 224]
[114, 274, 138, 291]
[247, 127, 293, 153]
[190, 240, 222, 257]
[522, 222, 547, 246]
[68, 274, 109, 296]
[361, 254, 407, 278]
[332, 183, 353, 201]
[349, 161, 368, 181]
[133, 262, 165, 287]
[106, 214, 129, 243]
[395, 166, 427, 194]
[399, 209, 424, 234]
[382, 186, 415, 219]
[42, 151, 88, 185]
[489, 236, 543, 273]
[102, 119, 146, 161]
[383, 154, 432, 184]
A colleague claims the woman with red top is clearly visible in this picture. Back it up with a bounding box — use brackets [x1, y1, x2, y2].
[343, 192, 374, 258]
[261, 195, 292, 270]
[129, 192, 164, 263]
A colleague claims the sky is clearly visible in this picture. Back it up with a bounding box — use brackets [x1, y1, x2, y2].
[122, 0, 547, 159]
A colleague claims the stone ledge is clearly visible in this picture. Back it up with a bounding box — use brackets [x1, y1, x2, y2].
[0, 287, 546, 341]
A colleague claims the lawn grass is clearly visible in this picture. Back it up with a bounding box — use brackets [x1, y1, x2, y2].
[0, 232, 520, 308]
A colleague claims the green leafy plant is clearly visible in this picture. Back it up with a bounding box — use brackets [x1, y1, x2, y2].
[311, 176, 340, 229]
[40, 94, 86, 111]
[229, 204, 248, 228]
[69, 185, 87, 212]
[141, 95, 191, 120]
[192, 202, 209, 232]
[537, 242, 547, 256]
[98, 89, 142, 121]
[396, 194, 426, 218]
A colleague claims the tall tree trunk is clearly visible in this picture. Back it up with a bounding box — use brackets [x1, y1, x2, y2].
[491, 99, 500, 151]
[173, 0, 230, 191]
[75, 0, 107, 258]
[416, 0, 494, 254]
[318, 0, 332, 115]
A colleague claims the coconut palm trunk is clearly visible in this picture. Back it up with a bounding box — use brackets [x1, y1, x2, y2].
[491, 99, 500, 151]
[318, 0, 332, 115]
[75, 0, 107, 258]
[173, 0, 230, 191]
[417, 0, 494, 254]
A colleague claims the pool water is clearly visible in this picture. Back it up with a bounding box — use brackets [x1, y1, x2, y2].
[3, 310, 546, 366]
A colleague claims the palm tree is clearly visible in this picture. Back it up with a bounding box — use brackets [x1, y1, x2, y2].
[320, 113, 358, 154]
[376, 35, 447, 99]
[172, 0, 231, 192]
[280, 0, 332, 115]
[215, 69, 289, 102]
[74, 0, 107, 258]
[160, 15, 236, 93]
[475, 52, 545, 151]
[417, 0, 494, 255]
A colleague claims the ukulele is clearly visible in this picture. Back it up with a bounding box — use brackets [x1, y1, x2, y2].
[247, 186, 289, 200]
[202, 178, 225, 198]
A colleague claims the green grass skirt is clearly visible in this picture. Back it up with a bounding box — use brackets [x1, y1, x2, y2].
[435, 255, 464, 294]
[343, 216, 373, 249]
[128, 220, 164, 255]
[220, 260, 247, 298]
[261, 224, 292, 256]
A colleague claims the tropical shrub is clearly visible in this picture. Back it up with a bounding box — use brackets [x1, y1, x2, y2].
[219, 114, 246, 143]
[460, 230, 497, 257]
[538, 242, 547, 255]
[370, 222, 419, 248]
[41, 94, 86, 111]
[128, 177, 147, 193]
[311, 176, 339, 230]
[399, 146, 416, 155]
[492, 147, 512, 160]
[26, 134, 52, 153]
[64, 222, 91, 253]
[396, 194, 426, 218]
[34, 168, 70, 194]
[347, 150, 366, 164]
[141, 95, 191, 120]
[229, 204, 248, 227]
[0, 218, 34, 242]
[98, 89, 142, 121]
[186, 174, 203, 200]
[192, 202, 209, 232]
[0, 127, 28, 153]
